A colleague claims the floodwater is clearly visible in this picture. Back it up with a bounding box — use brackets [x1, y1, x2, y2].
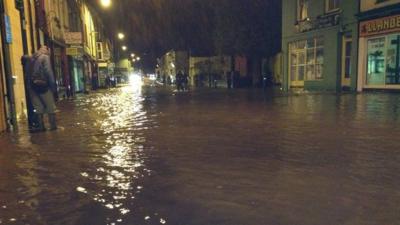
[1, 80, 400, 225]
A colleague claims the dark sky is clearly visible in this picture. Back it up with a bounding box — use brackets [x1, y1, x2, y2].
[89, 0, 281, 71]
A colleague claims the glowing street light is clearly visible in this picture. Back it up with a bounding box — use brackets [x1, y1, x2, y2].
[122, 45, 127, 51]
[100, 0, 111, 8]
[131, 53, 135, 58]
[136, 57, 140, 61]
[118, 33, 125, 40]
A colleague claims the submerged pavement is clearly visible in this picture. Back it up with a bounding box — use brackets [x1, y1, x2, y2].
[1, 81, 400, 225]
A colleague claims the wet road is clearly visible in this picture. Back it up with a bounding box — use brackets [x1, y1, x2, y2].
[1, 80, 400, 225]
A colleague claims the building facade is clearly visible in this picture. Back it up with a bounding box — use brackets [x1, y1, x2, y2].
[282, 0, 359, 91]
[41, 0, 70, 98]
[65, 0, 85, 94]
[0, 0, 40, 131]
[189, 56, 231, 87]
[158, 51, 189, 84]
[95, 20, 113, 88]
[0, 0, 110, 132]
[357, 0, 400, 91]
[81, 2, 97, 92]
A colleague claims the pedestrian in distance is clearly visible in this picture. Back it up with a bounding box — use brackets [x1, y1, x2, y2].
[28, 45, 58, 132]
[176, 71, 184, 91]
[183, 72, 189, 91]
[226, 71, 232, 89]
[105, 75, 111, 89]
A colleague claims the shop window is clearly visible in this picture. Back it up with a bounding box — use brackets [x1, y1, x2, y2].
[367, 37, 386, 85]
[366, 34, 400, 86]
[386, 34, 400, 84]
[289, 37, 324, 82]
[326, 0, 340, 13]
[297, 0, 309, 21]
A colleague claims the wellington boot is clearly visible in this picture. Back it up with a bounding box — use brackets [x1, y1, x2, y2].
[31, 114, 46, 133]
[48, 113, 57, 131]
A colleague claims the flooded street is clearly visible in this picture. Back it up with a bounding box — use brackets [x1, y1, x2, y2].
[1, 81, 400, 225]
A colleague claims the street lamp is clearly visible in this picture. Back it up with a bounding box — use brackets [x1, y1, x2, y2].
[100, 0, 111, 8]
[131, 53, 135, 58]
[122, 45, 127, 51]
[118, 33, 125, 40]
[136, 57, 140, 61]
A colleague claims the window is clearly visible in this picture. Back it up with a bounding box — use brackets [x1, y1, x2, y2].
[386, 34, 400, 84]
[326, 0, 340, 13]
[97, 42, 103, 60]
[367, 37, 386, 85]
[297, 0, 309, 21]
[289, 37, 324, 83]
[366, 34, 400, 86]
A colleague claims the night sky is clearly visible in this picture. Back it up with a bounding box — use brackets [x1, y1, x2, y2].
[89, 0, 282, 71]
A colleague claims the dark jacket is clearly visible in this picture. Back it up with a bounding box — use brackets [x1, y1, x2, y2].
[31, 47, 56, 93]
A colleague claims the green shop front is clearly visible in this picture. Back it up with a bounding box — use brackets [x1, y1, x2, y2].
[283, 13, 358, 92]
[357, 14, 400, 91]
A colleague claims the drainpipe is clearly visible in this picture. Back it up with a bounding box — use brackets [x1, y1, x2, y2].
[0, 1, 17, 130]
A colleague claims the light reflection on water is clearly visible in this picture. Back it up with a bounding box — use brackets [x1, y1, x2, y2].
[2, 87, 400, 224]
[76, 84, 161, 224]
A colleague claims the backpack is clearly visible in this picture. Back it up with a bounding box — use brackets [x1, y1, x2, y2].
[29, 57, 49, 94]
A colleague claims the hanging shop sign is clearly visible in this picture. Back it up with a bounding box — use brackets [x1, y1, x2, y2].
[65, 32, 83, 44]
[297, 14, 340, 33]
[360, 14, 400, 37]
[66, 47, 83, 56]
[98, 62, 108, 67]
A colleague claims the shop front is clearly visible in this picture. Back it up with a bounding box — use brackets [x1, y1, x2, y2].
[282, 1, 359, 92]
[51, 43, 71, 99]
[66, 47, 85, 93]
[70, 57, 85, 93]
[98, 62, 108, 88]
[358, 14, 400, 90]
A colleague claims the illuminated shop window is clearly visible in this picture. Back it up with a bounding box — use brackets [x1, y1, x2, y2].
[366, 34, 400, 85]
[289, 37, 324, 83]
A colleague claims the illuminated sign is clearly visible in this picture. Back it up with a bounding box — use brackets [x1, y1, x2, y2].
[360, 14, 400, 37]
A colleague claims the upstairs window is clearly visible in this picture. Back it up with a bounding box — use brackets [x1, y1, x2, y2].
[297, 0, 309, 21]
[326, 0, 340, 13]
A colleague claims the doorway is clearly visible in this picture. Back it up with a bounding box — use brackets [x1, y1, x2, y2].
[341, 36, 352, 88]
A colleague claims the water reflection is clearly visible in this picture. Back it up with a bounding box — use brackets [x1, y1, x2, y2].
[2, 86, 400, 224]
[76, 82, 157, 224]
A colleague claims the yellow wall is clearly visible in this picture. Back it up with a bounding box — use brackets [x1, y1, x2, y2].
[82, 4, 97, 58]
[1, 0, 39, 122]
[4, 0, 27, 120]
